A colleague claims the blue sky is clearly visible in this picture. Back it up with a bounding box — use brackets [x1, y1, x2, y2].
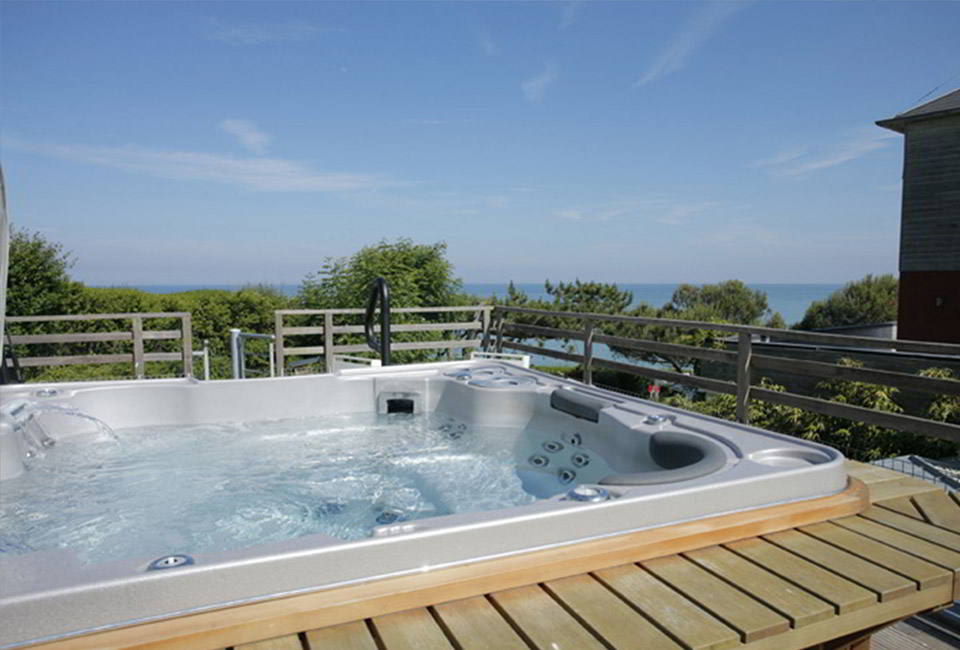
[2, 1, 958, 286]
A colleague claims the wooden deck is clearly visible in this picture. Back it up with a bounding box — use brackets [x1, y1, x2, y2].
[232, 462, 960, 650]
[33, 462, 960, 650]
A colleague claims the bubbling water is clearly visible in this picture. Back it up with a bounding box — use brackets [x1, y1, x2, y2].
[0, 412, 537, 565]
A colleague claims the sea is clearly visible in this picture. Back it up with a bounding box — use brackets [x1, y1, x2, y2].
[126, 282, 844, 326]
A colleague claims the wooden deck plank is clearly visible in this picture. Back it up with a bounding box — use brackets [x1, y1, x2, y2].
[860, 506, 960, 550]
[762, 529, 917, 601]
[594, 563, 740, 650]
[844, 461, 909, 485]
[875, 496, 926, 520]
[911, 490, 960, 532]
[725, 538, 876, 614]
[489, 584, 606, 650]
[543, 572, 683, 649]
[431, 597, 527, 650]
[830, 516, 960, 584]
[643, 555, 790, 642]
[733, 581, 953, 650]
[305, 620, 377, 650]
[234, 635, 302, 650]
[684, 545, 835, 627]
[370, 608, 453, 650]
[866, 479, 941, 503]
[798, 521, 952, 590]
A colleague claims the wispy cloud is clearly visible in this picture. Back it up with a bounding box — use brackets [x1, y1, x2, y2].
[206, 19, 327, 45]
[560, 2, 582, 30]
[750, 146, 808, 169]
[219, 119, 271, 154]
[6, 138, 389, 192]
[479, 32, 497, 56]
[554, 198, 729, 225]
[403, 118, 477, 126]
[757, 128, 898, 178]
[635, 1, 749, 87]
[522, 64, 558, 103]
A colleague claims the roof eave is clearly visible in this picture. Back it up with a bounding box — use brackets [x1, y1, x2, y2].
[876, 106, 960, 134]
[875, 117, 905, 133]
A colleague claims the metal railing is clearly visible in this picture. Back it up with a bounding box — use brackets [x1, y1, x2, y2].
[229, 329, 276, 379]
[193, 339, 210, 381]
[364, 277, 391, 365]
[274, 305, 493, 375]
[5, 312, 194, 379]
[492, 305, 960, 443]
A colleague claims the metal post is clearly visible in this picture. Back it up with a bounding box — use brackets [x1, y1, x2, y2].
[229, 328, 242, 380]
[268, 337, 276, 378]
[192, 339, 211, 380]
[379, 288, 391, 366]
[583, 319, 595, 385]
[736, 332, 752, 424]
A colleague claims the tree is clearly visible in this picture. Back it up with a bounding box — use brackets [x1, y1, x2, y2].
[662, 280, 772, 325]
[295, 239, 470, 366]
[297, 239, 464, 310]
[6, 228, 85, 316]
[495, 279, 779, 375]
[797, 274, 898, 330]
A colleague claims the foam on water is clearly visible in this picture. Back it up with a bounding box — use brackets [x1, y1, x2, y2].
[0, 412, 538, 564]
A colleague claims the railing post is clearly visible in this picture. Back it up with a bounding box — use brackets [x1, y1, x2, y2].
[131, 316, 145, 379]
[229, 328, 242, 379]
[736, 331, 752, 424]
[495, 315, 505, 352]
[481, 307, 492, 351]
[324, 312, 335, 373]
[202, 339, 210, 381]
[274, 312, 285, 377]
[268, 335, 276, 378]
[583, 319, 595, 385]
[181, 313, 193, 379]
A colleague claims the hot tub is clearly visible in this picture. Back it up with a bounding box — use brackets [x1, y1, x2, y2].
[0, 360, 848, 647]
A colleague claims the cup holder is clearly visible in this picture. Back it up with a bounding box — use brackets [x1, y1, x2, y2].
[749, 448, 834, 468]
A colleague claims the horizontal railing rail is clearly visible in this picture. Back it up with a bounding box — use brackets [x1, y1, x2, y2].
[492, 305, 960, 443]
[274, 306, 493, 375]
[5, 312, 194, 379]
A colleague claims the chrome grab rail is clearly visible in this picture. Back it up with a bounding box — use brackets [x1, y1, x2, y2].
[364, 277, 391, 366]
[229, 329, 276, 379]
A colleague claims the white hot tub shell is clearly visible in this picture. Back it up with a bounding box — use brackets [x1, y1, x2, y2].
[0, 360, 849, 647]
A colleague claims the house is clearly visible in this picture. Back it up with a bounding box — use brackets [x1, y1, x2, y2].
[877, 88, 960, 343]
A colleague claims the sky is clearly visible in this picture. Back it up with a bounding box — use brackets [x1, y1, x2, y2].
[2, 1, 959, 286]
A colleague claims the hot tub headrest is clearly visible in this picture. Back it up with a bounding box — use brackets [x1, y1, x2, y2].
[600, 431, 727, 486]
[549, 388, 612, 423]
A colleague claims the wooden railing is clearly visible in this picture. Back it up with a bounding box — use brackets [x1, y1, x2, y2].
[274, 306, 493, 375]
[492, 305, 960, 443]
[6, 312, 194, 379]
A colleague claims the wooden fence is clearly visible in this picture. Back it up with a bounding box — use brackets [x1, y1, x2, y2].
[274, 306, 493, 375]
[492, 305, 960, 444]
[6, 312, 194, 379]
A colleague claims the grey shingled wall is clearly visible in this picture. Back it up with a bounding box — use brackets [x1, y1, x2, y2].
[900, 114, 960, 272]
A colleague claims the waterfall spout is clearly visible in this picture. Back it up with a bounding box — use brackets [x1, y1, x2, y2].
[0, 400, 117, 480]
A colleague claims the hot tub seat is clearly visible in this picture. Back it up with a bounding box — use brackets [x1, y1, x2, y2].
[600, 431, 728, 485]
